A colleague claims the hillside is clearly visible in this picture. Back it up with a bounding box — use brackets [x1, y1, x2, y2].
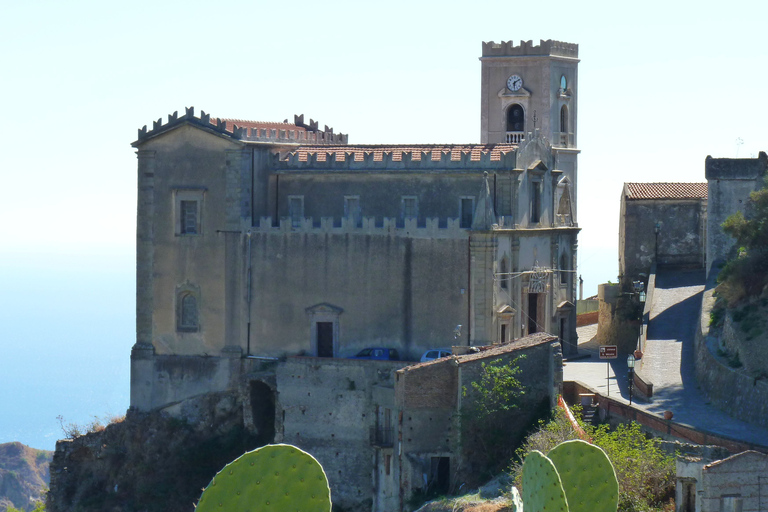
[0, 442, 52, 512]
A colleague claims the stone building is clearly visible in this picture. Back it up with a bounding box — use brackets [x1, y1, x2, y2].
[128, 39, 579, 510]
[676, 450, 768, 512]
[618, 182, 708, 281]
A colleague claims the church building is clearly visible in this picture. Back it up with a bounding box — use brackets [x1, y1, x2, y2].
[128, 39, 580, 510]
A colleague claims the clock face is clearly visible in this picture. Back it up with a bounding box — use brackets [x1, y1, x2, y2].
[560, 75, 567, 90]
[507, 74, 523, 91]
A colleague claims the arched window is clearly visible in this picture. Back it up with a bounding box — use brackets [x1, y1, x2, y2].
[560, 105, 568, 133]
[506, 104, 524, 132]
[178, 293, 199, 332]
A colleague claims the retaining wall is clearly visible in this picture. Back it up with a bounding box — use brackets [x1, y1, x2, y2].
[694, 273, 768, 430]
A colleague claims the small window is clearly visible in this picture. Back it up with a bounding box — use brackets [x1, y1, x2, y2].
[180, 201, 198, 234]
[174, 189, 204, 236]
[500, 258, 508, 290]
[460, 197, 474, 229]
[560, 105, 568, 133]
[401, 196, 418, 220]
[530, 180, 542, 224]
[344, 196, 361, 226]
[288, 196, 304, 228]
[178, 292, 199, 332]
[560, 253, 569, 285]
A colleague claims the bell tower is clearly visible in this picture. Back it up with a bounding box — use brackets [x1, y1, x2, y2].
[479, 39, 579, 148]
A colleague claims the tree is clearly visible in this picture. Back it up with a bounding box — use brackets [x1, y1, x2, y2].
[460, 356, 533, 479]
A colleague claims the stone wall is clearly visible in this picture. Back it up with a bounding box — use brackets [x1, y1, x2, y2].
[276, 356, 406, 512]
[595, 283, 640, 352]
[619, 198, 705, 279]
[695, 277, 768, 430]
[700, 451, 768, 512]
[396, 334, 561, 499]
[248, 231, 470, 361]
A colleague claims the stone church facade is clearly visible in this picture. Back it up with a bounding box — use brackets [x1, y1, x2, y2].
[129, 39, 579, 510]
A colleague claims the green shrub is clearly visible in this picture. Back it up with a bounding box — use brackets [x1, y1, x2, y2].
[510, 411, 674, 512]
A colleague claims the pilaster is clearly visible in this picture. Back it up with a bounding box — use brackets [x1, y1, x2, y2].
[469, 233, 498, 344]
[135, 150, 155, 349]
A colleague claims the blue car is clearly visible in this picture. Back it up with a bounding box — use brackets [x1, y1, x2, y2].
[349, 348, 400, 360]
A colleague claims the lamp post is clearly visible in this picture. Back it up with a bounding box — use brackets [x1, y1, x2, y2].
[654, 222, 661, 263]
[627, 354, 636, 405]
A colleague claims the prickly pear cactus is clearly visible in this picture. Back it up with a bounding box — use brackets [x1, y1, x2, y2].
[195, 444, 332, 512]
[546, 440, 618, 512]
[521, 450, 568, 512]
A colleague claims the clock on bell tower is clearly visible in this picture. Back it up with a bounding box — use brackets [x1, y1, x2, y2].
[479, 39, 579, 148]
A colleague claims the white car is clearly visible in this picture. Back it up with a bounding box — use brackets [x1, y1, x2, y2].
[420, 348, 452, 362]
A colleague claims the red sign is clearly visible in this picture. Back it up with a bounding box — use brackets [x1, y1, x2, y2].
[599, 346, 618, 359]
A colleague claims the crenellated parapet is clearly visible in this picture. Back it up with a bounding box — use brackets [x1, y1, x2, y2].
[132, 107, 347, 147]
[273, 145, 518, 173]
[481, 39, 578, 59]
[251, 216, 468, 239]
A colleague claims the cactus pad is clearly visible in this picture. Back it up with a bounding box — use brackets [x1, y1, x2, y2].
[521, 450, 569, 512]
[196, 444, 332, 512]
[546, 440, 618, 512]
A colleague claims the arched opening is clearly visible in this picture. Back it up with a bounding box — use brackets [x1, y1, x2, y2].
[177, 292, 199, 332]
[560, 105, 568, 133]
[249, 381, 276, 446]
[506, 104, 524, 132]
[559, 105, 569, 146]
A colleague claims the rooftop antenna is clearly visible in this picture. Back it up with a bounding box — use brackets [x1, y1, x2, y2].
[736, 137, 744, 157]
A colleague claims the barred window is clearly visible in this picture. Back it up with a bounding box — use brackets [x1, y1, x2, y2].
[180, 201, 198, 234]
[178, 293, 198, 332]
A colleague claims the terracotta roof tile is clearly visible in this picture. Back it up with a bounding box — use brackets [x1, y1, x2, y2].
[624, 182, 707, 200]
[220, 118, 307, 132]
[290, 144, 518, 163]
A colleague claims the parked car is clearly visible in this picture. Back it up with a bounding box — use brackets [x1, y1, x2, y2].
[419, 348, 452, 362]
[349, 347, 400, 361]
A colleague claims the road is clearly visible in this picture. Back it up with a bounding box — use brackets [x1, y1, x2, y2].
[565, 269, 768, 447]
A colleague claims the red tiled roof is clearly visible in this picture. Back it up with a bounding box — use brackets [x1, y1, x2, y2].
[624, 182, 707, 200]
[220, 118, 307, 132]
[290, 144, 519, 162]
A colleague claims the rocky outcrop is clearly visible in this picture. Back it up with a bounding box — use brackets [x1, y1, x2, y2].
[47, 391, 265, 512]
[0, 442, 52, 512]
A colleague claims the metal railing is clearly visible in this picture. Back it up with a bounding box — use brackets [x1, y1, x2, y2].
[370, 427, 394, 447]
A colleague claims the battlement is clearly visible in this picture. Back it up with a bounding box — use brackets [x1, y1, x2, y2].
[481, 39, 578, 59]
[274, 145, 518, 172]
[705, 152, 768, 180]
[251, 216, 469, 239]
[132, 107, 347, 146]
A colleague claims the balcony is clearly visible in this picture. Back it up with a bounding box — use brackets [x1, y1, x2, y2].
[505, 131, 525, 144]
[370, 427, 394, 447]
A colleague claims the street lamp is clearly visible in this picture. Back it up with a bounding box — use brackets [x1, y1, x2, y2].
[654, 222, 661, 263]
[627, 354, 636, 405]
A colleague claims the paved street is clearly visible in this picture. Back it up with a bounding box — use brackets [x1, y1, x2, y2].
[564, 269, 768, 447]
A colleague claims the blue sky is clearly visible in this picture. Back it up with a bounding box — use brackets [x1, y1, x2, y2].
[1, 0, 766, 450]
